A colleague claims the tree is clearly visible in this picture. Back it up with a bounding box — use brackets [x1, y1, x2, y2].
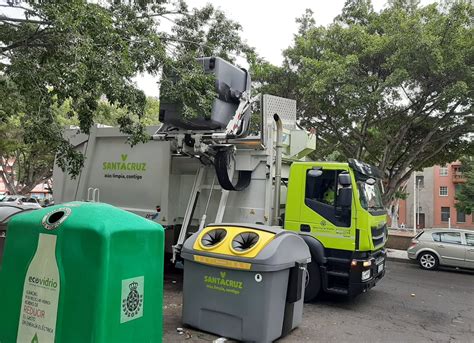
[94, 97, 161, 128]
[159, 3, 253, 120]
[388, 185, 409, 229]
[0, 0, 250, 192]
[0, 95, 161, 195]
[0, 95, 68, 195]
[455, 156, 474, 215]
[253, 0, 474, 208]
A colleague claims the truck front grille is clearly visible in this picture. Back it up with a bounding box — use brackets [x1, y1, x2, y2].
[371, 224, 386, 247]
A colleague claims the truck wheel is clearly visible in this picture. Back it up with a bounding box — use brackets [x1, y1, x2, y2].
[418, 252, 438, 270]
[304, 260, 321, 302]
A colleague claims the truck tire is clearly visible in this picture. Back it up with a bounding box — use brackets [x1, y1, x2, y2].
[304, 260, 321, 302]
[418, 251, 439, 270]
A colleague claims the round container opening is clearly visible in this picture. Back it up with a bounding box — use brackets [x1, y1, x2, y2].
[42, 207, 71, 230]
[47, 211, 65, 225]
[231, 232, 259, 252]
[200, 228, 227, 248]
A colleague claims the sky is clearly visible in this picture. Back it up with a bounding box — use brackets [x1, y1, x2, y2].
[187, 0, 382, 66]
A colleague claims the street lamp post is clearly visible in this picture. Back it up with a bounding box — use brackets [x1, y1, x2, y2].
[413, 175, 416, 234]
[417, 178, 421, 230]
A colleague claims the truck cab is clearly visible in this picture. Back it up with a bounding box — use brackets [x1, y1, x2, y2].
[285, 159, 387, 301]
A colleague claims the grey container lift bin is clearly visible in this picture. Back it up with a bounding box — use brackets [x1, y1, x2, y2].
[181, 224, 311, 343]
[159, 56, 251, 131]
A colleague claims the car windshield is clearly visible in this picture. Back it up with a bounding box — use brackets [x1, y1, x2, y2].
[357, 179, 384, 212]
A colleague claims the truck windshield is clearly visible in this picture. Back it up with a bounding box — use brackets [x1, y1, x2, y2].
[357, 180, 384, 212]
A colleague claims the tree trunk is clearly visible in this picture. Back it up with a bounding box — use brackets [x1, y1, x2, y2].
[389, 200, 400, 229]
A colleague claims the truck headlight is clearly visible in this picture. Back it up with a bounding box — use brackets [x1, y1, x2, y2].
[361, 269, 371, 281]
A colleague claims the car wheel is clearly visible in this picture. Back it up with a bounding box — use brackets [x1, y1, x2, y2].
[304, 260, 321, 302]
[418, 252, 438, 270]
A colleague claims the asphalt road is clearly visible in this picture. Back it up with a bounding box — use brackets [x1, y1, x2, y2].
[163, 261, 474, 343]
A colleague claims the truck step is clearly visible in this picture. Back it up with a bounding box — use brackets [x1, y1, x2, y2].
[326, 287, 349, 295]
[326, 257, 351, 265]
[326, 270, 349, 278]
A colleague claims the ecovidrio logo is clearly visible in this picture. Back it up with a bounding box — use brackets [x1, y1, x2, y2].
[28, 275, 58, 289]
[102, 154, 147, 172]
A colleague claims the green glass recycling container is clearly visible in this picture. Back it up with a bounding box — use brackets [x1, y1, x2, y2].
[0, 202, 164, 343]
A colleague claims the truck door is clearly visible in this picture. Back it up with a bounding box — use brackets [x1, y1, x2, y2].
[300, 167, 355, 250]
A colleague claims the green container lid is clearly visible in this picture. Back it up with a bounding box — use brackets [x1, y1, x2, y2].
[0, 202, 164, 343]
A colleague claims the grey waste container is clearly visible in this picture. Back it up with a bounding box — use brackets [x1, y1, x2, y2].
[181, 223, 311, 343]
[0, 206, 29, 268]
[159, 56, 251, 131]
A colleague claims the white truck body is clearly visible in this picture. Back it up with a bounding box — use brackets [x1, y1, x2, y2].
[53, 95, 316, 253]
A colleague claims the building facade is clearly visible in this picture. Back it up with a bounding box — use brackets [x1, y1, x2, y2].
[398, 162, 473, 230]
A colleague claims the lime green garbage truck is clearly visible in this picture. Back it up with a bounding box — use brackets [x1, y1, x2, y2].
[53, 57, 387, 301]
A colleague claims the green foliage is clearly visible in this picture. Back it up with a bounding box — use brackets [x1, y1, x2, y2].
[1, 0, 167, 178]
[252, 0, 474, 205]
[455, 156, 474, 215]
[0, 95, 159, 195]
[159, 3, 252, 120]
[0, 76, 24, 124]
[168, 3, 251, 62]
[143, 97, 161, 126]
[251, 59, 298, 100]
[0, 96, 79, 195]
[0, 0, 250, 192]
[160, 56, 217, 120]
[296, 8, 316, 35]
[93, 97, 160, 127]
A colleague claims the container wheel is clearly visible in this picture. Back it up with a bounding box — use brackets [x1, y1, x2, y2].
[304, 260, 321, 302]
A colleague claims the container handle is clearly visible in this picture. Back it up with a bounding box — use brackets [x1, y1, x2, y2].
[93, 188, 100, 203]
[87, 187, 94, 201]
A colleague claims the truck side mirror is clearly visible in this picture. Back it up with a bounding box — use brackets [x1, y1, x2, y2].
[338, 172, 352, 187]
[336, 172, 352, 224]
[337, 188, 352, 208]
[336, 188, 352, 226]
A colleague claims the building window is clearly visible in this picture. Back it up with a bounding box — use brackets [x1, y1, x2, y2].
[439, 166, 448, 176]
[455, 184, 463, 195]
[441, 207, 450, 222]
[456, 209, 466, 223]
[439, 186, 448, 196]
[416, 175, 424, 188]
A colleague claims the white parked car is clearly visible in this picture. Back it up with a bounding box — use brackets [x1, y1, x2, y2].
[0, 195, 42, 209]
